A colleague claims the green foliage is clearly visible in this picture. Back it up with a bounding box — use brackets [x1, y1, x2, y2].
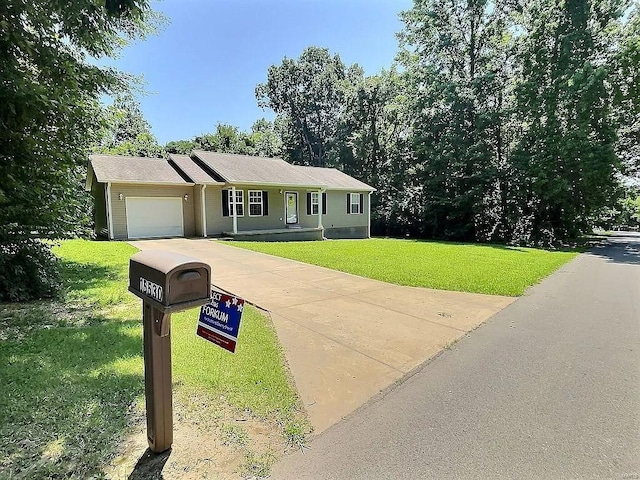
[256, 46, 363, 167]
[164, 119, 283, 158]
[0, 239, 62, 302]
[94, 93, 163, 157]
[233, 239, 577, 297]
[0, 0, 158, 241]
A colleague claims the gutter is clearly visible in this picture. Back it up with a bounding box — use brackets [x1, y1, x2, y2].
[202, 184, 207, 238]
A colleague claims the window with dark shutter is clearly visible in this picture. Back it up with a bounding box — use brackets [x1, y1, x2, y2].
[307, 192, 312, 215]
[346, 193, 350, 214]
[322, 192, 327, 215]
[262, 191, 269, 216]
[359, 193, 364, 214]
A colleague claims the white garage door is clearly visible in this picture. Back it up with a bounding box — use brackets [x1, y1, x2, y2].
[125, 197, 184, 239]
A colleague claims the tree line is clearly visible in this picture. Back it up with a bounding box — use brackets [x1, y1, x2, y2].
[110, 0, 639, 245]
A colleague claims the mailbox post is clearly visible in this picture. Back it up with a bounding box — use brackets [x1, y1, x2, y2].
[129, 250, 211, 453]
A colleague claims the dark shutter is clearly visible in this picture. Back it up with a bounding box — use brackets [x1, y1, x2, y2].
[222, 190, 229, 217]
[307, 192, 312, 215]
[347, 193, 350, 214]
[322, 192, 327, 215]
[262, 191, 269, 216]
[359, 193, 364, 214]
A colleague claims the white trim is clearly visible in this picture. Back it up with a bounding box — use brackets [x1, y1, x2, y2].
[367, 192, 372, 238]
[248, 190, 264, 217]
[350, 192, 362, 214]
[231, 186, 238, 234]
[106, 182, 114, 240]
[224, 181, 375, 192]
[202, 184, 208, 238]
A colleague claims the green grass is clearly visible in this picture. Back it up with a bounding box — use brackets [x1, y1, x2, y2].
[232, 238, 578, 296]
[0, 239, 308, 479]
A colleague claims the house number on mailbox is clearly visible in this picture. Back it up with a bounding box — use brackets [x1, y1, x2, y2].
[139, 277, 163, 302]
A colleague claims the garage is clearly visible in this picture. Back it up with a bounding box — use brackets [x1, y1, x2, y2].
[125, 197, 184, 239]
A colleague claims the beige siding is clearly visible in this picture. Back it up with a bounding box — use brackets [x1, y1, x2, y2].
[322, 190, 369, 229]
[204, 186, 232, 235]
[110, 183, 196, 239]
[204, 186, 371, 236]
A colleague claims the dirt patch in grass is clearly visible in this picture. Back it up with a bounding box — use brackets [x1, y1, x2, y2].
[106, 392, 290, 479]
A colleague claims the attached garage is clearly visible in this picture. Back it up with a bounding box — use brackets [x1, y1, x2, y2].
[125, 197, 184, 239]
[86, 155, 197, 240]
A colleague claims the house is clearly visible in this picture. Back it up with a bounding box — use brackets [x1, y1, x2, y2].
[86, 151, 375, 241]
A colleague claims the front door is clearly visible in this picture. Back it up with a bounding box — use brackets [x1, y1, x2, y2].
[285, 192, 298, 224]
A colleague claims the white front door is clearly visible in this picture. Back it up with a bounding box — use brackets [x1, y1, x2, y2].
[125, 197, 184, 239]
[285, 192, 298, 224]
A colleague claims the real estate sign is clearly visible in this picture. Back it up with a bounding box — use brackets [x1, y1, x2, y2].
[197, 291, 244, 353]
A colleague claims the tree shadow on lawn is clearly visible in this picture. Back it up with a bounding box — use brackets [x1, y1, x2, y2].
[59, 258, 125, 293]
[0, 316, 144, 479]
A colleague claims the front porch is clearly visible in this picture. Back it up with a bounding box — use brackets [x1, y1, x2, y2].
[222, 226, 324, 242]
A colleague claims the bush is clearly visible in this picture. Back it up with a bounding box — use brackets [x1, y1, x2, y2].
[0, 239, 62, 302]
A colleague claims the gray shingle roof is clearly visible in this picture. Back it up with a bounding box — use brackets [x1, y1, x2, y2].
[192, 151, 322, 187]
[168, 154, 219, 183]
[293, 166, 375, 191]
[89, 155, 189, 184]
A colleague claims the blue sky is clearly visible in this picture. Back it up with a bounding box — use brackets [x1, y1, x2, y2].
[106, 0, 412, 144]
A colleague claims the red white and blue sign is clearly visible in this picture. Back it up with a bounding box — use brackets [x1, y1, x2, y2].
[197, 291, 244, 353]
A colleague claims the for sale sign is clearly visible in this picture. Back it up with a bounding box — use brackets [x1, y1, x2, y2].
[197, 291, 244, 353]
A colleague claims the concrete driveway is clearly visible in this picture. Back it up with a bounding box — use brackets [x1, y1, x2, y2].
[130, 238, 514, 433]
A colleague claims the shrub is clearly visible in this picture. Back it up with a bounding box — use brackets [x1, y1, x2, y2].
[0, 239, 62, 302]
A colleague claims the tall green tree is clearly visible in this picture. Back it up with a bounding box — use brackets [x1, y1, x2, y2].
[95, 93, 163, 157]
[0, 0, 158, 300]
[399, 0, 516, 241]
[256, 47, 362, 167]
[511, 0, 625, 243]
[1, 0, 158, 241]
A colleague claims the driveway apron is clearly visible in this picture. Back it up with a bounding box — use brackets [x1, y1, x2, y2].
[129, 238, 513, 433]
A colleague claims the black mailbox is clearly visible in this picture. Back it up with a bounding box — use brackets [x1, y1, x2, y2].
[129, 250, 211, 313]
[128, 249, 212, 453]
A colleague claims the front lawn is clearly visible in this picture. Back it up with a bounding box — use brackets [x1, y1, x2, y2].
[0, 240, 308, 479]
[232, 238, 577, 296]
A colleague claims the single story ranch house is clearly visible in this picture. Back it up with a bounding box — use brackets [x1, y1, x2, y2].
[86, 150, 375, 241]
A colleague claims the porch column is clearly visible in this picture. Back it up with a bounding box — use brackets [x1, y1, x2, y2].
[201, 184, 207, 238]
[367, 192, 372, 238]
[231, 186, 238, 234]
[317, 189, 324, 230]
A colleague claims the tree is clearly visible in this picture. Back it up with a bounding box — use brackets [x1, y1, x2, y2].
[511, 0, 624, 243]
[399, 0, 516, 241]
[0, 0, 158, 300]
[95, 93, 163, 157]
[256, 47, 362, 167]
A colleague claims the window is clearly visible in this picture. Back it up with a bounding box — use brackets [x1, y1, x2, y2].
[248, 190, 263, 216]
[310, 192, 319, 215]
[307, 192, 327, 215]
[229, 189, 244, 217]
[349, 193, 362, 214]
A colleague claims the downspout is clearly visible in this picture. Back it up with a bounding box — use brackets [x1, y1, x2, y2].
[231, 186, 238, 234]
[106, 182, 115, 240]
[367, 192, 372, 239]
[201, 184, 207, 238]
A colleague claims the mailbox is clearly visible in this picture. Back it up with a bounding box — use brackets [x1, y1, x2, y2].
[129, 250, 211, 312]
[128, 250, 212, 454]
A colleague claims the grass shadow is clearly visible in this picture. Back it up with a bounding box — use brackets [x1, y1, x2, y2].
[128, 448, 172, 480]
[59, 259, 124, 294]
[0, 316, 144, 478]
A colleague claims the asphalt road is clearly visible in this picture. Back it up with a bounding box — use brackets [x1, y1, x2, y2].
[272, 233, 640, 479]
